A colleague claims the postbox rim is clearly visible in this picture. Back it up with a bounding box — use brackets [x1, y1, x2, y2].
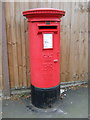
[22, 8, 65, 17]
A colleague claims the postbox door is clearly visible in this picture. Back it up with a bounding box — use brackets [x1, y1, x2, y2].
[29, 22, 60, 88]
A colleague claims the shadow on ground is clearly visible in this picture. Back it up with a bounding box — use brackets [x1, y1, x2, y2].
[2, 86, 88, 118]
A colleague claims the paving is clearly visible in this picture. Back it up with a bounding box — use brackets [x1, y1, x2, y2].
[1, 86, 88, 118]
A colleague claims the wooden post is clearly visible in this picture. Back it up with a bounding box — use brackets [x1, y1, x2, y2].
[88, 2, 90, 84]
[2, 2, 10, 97]
[0, 1, 2, 90]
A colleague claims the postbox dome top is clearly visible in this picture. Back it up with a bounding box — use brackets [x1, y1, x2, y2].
[23, 8, 65, 17]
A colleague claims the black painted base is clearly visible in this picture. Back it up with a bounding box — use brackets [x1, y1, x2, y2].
[31, 85, 60, 108]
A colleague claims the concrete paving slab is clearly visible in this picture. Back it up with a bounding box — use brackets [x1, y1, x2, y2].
[2, 87, 88, 118]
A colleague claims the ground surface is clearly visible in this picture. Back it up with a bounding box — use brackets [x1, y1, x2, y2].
[1, 86, 88, 118]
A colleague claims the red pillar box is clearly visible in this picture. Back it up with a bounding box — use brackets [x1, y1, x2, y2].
[22, 8, 65, 108]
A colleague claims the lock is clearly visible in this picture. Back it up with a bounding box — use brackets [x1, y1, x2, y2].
[46, 21, 50, 24]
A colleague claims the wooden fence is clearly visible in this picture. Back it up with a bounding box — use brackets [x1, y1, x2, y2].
[1, 2, 88, 90]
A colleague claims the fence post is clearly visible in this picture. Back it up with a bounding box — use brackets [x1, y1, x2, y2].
[2, 2, 10, 97]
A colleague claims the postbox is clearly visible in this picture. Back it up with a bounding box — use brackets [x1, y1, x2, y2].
[23, 8, 65, 108]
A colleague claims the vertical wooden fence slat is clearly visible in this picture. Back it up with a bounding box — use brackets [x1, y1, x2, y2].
[2, 2, 10, 96]
[20, 3, 27, 87]
[4, 2, 15, 88]
[61, 2, 72, 82]
[77, 2, 87, 81]
[15, 2, 23, 87]
[24, 2, 31, 87]
[10, 2, 19, 88]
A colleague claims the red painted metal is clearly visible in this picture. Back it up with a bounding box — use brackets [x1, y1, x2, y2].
[23, 8, 65, 88]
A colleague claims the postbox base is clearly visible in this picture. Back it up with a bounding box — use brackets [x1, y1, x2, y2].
[31, 85, 60, 108]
